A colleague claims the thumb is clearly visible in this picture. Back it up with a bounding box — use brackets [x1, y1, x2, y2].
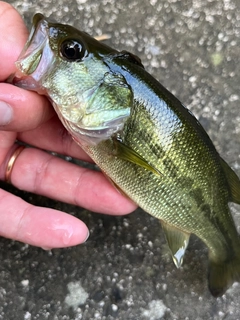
[0, 1, 29, 80]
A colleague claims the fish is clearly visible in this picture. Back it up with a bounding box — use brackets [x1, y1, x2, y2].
[12, 13, 240, 297]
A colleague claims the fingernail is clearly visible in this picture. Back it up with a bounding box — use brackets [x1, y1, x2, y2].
[41, 247, 52, 251]
[84, 230, 90, 243]
[61, 225, 89, 246]
[0, 101, 13, 125]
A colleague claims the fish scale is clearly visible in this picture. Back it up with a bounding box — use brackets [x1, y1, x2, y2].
[12, 13, 240, 297]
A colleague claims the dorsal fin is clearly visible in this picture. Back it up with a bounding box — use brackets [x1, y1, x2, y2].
[220, 158, 240, 204]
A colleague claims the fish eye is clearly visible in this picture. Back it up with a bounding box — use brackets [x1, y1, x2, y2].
[60, 39, 86, 61]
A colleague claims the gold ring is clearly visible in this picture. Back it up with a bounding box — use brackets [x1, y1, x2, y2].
[5, 145, 25, 184]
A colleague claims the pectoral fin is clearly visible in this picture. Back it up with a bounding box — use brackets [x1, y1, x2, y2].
[114, 138, 161, 176]
[220, 157, 240, 204]
[161, 221, 190, 268]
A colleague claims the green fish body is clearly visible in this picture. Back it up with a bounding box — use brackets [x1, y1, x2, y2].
[13, 13, 240, 296]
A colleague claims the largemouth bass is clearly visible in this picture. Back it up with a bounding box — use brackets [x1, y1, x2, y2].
[12, 13, 240, 297]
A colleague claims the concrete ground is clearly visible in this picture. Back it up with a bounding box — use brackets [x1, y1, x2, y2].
[2, 0, 240, 319]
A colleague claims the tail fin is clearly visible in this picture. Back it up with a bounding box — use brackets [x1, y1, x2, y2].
[208, 257, 240, 297]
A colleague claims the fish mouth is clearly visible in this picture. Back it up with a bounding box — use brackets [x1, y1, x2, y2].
[13, 13, 55, 92]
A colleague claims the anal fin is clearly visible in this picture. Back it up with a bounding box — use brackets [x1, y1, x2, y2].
[161, 221, 190, 268]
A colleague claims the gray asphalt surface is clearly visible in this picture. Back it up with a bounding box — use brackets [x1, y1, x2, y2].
[1, 0, 240, 319]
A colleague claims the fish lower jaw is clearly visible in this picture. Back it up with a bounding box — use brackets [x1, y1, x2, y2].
[12, 74, 46, 94]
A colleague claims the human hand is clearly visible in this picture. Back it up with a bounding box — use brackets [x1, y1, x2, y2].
[0, 2, 137, 249]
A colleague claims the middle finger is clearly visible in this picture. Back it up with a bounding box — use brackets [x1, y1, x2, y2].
[18, 116, 93, 162]
[4, 147, 137, 215]
[0, 83, 92, 161]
